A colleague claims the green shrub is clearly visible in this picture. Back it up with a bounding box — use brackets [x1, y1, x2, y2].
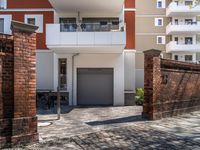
[135, 88, 144, 106]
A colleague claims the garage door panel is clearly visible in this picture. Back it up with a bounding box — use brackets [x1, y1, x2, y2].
[77, 68, 113, 106]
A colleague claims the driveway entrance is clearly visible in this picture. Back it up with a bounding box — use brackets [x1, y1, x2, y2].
[28, 108, 200, 149]
[38, 106, 143, 140]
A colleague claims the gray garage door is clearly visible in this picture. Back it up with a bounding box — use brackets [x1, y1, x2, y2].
[77, 68, 113, 106]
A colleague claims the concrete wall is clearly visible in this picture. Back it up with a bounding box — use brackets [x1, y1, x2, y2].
[136, 0, 171, 15]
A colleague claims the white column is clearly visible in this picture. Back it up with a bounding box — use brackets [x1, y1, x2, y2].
[124, 50, 136, 92]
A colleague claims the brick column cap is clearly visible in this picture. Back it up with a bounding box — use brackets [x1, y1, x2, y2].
[11, 20, 38, 33]
[143, 49, 162, 54]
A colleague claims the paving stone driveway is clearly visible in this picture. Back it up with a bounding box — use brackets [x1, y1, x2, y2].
[25, 107, 200, 150]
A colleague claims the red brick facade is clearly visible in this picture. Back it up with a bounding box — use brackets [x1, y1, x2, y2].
[0, 21, 38, 148]
[125, 0, 135, 49]
[0, 11, 54, 49]
[7, 0, 52, 9]
[143, 49, 200, 120]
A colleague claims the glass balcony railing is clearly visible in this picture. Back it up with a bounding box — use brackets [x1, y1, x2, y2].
[60, 23, 122, 32]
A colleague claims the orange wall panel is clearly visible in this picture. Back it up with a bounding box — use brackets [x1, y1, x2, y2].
[125, 0, 135, 8]
[7, 0, 52, 9]
[0, 11, 54, 49]
[125, 11, 135, 49]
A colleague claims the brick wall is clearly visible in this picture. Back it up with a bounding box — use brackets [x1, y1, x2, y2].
[0, 21, 38, 148]
[143, 49, 200, 120]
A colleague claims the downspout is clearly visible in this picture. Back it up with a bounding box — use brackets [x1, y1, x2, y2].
[72, 53, 79, 106]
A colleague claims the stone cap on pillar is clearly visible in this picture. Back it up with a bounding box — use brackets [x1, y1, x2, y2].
[11, 20, 39, 33]
[143, 49, 162, 57]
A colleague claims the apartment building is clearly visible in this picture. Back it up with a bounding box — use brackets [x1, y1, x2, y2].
[0, 0, 136, 106]
[136, 0, 200, 88]
[166, 0, 200, 62]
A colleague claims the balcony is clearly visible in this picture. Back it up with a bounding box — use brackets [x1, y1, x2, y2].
[166, 22, 200, 35]
[166, 2, 200, 17]
[48, 0, 124, 14]
[46, 23, 126, 53]
[166, 41, 200, 53]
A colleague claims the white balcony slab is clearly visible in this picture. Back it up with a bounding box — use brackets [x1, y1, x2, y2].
[112, 32, 126, 45]
[48, 0, 124, 14]
[166, 22, 200, 35]
[60, 32, 77, 45]
[167, 2, 200, 17]
[166, 41, 200, 53]
[94, 32, 112, 45]
[77, 32, 95, 45]
[46, 24, 126, 53]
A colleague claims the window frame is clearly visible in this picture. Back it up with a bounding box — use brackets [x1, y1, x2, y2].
[24, 14, 43, 33]
[157, 0, 166, 8]
[157, 36, 166, 44]
[185, 55, 193, 62]
[58, 58, 67, 90]
[155, 18, 164, 26]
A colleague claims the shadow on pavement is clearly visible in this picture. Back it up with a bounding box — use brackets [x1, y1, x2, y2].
[37, 106, 74, 115]
[86, 115, 145, 126]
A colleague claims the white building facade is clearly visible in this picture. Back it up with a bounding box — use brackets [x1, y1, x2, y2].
[36, 0, 136, 106]
[166, 0, 200, 63]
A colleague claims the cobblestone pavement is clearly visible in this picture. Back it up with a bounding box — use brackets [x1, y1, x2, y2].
[37, 106, 143, 141]
[24, 107, 200, 149]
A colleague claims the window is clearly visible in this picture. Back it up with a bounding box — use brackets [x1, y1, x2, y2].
[0, 18, 4, 33]
[174, 1, 179, 5]
[27, 18, 36, 25]
[155, 18, 163, 26]
[157, 0, 165, 8]
[82, 18, 119, 31]
[185, 37, 193, 45]
[174, 37, 178, 44]
[157, 1, 162, 8]
[25, 14, 43, 33]
[185, 55, 193, 62]
[59, 59, 67, 90]
[185, 19, 193, 25]
[157, 36, 165, 44]
[174, 55, 179, 61]
[174, 19, 179, 25]
[185, 1, 193, 6]
[59, 18, 76, 32]
[0, 0, 6, 9]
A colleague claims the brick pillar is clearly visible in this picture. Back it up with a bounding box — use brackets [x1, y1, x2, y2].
[0, 52, 4, 119]
[11, 21, 39, 146]
[142, 49, 161, 120]
[0, 34, 14, 148]
[0, 21, 39, 148]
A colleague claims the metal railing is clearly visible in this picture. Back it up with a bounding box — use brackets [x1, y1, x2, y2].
[171, 41, 193, 45]
[60, 23, 121, 32]
[170, 22, 199, 25]
[167, 1, 200, 9]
